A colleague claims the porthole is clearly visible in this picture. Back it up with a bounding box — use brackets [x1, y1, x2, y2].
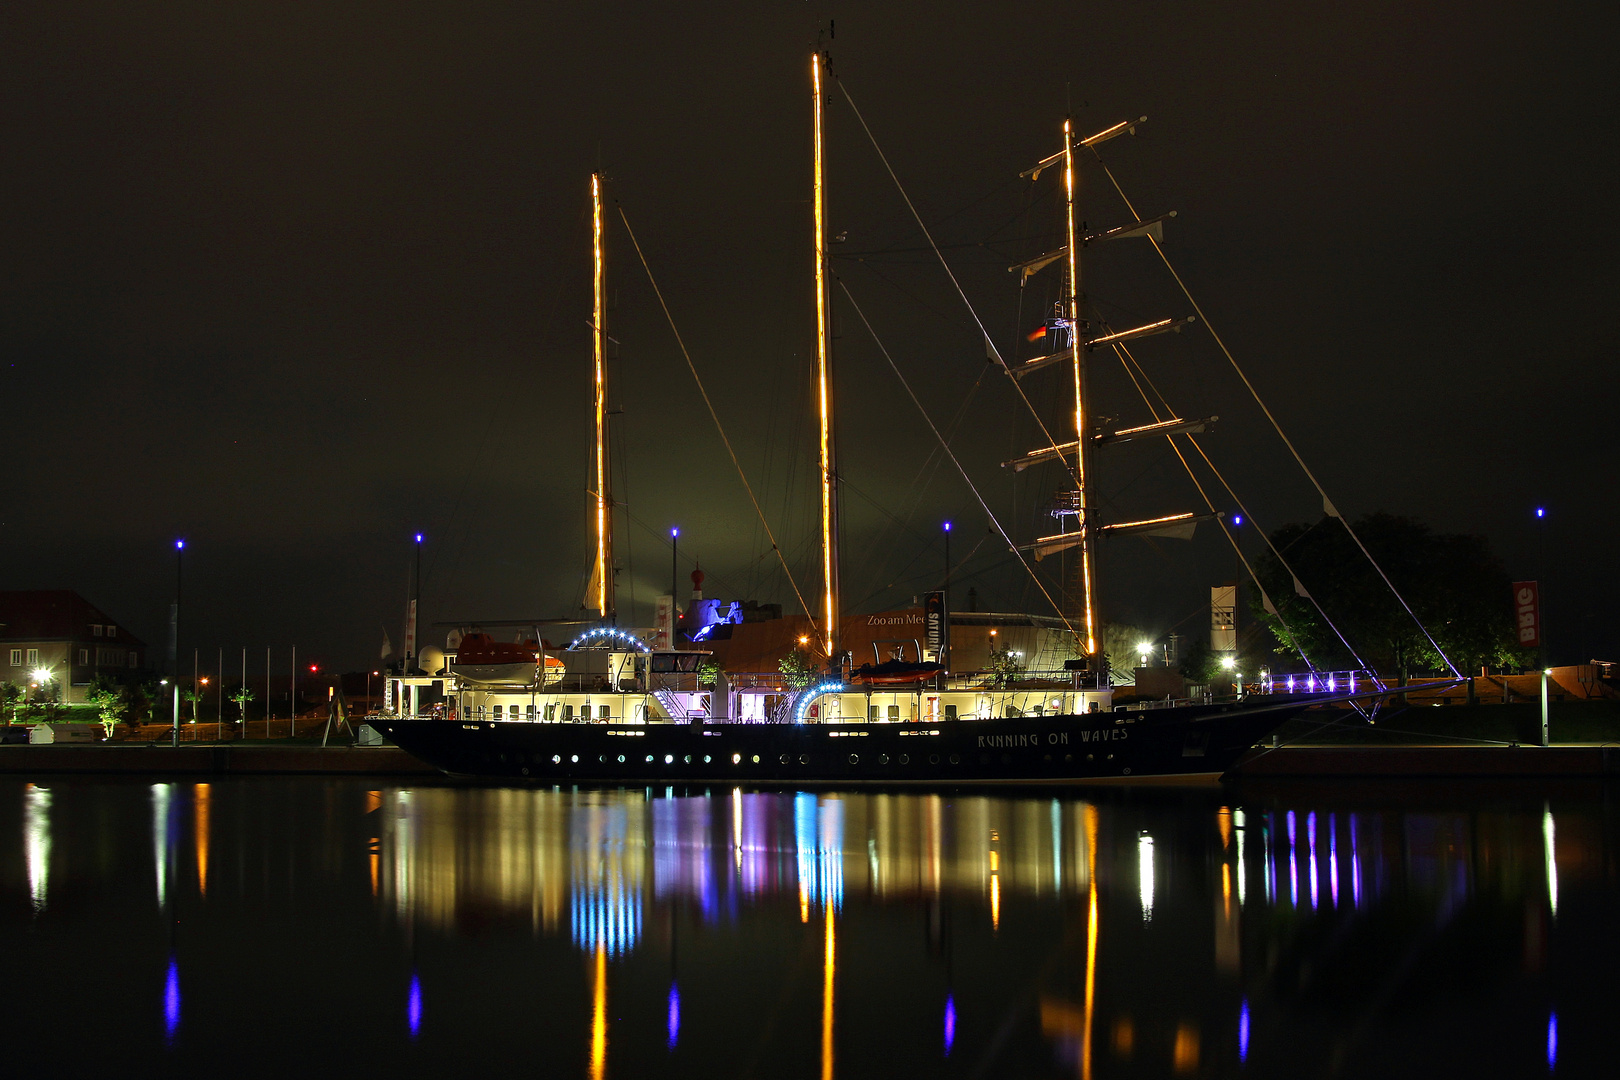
[878, 754, 889, 765]
[799, 754, 810, 765]
[521, 767, 529, 775]
[704, 755, 712, 764]
[1106, 753, 1114, 761]
[779, 754, 790, 765]
[665, 754, 674, 764]
[599, 755, 606, 763]
[949, 754, 959, 765]
[617, 755, 625, 763]
[646, 755, 654, 763]
[929, 754, 940, 765]
[684, 755, 692, 764]
[1085, 754, 1092, 762]
[899, 754, 909, 765]
[552, 755, 561, 764]
[1123, 767, 1132, 775]
[732, 754, 741, 764]
[848, 754, 859, 765]
[752, 754, 761, 764]
[1043, 753, 1051, 762]
[571, 755, 579, 763]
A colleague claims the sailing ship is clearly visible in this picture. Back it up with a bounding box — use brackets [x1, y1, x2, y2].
[372, 53, 1345, 783]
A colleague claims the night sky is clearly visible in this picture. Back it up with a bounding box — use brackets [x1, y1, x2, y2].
[3, 2, 1613, 673]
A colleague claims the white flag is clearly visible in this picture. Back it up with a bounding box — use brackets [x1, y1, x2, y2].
[380, 629, 393, 660]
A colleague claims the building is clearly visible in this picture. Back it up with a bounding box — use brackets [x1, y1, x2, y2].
[0, 590, 147, 705]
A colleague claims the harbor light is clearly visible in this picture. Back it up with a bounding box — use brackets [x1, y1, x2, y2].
[32, 668, 51, 684]
[1535, 507, 1545, 519]
[1232, 515, 1243, 526]
[1220, 656, 1236, 671]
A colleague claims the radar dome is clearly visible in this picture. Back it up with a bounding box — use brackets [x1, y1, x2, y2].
[418, 646, 446, 675]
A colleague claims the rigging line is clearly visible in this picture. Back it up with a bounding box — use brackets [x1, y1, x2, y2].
[833, 76, 1075, 476]
[837, 277, 1078, 642]
[1091, 154, 1460, 680]
[1107, 342, 1316, 672]
[1110, 323, 1379, 678]
[614, 203, 819, 634]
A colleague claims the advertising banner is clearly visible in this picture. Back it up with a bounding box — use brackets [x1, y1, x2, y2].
[1513, 581, 1541, 648]
[924, 591, 949, 665]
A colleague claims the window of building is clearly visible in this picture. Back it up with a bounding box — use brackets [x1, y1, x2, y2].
[26, 649, 39, 666]
[92, 624, 103, 637]
[79, 649, 89, 665]
[129, 653, 139, 669]
[9, 649, 19, 666]
[107, 626, 117, 638]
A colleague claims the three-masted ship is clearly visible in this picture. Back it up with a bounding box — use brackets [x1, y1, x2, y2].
[373, 53, 1331, 784]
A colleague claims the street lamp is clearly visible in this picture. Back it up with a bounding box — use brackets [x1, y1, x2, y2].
[942, 521, 952, 606]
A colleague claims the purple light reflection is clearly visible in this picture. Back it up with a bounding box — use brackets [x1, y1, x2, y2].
[408, 973, 422, 1039]
[1329, 813, 1339, 907]
[1350, 815, 1362, 908]
[944, 994, 957, 1056]
[1238, 998, 1250, 1063]
[1286, 811, 1298, 906]
[164, 957, 180, 1042]
[1307, 812, 1318, 909]
[1547, 1012, 1557, 1069]
[667, 982, 680, 1050]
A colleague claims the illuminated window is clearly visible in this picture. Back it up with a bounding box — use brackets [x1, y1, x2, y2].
[525, 704, 535, 720]
[492, 705, 502, 719]
[868, 706, 879, 722]
[26, 649, 39, 666]
[887, 704, 900, 721]
[598, 705, 610, 720]
[545, 703, 556, 721]
[944, 704, 958, 720]
[563, 704, 574, 722]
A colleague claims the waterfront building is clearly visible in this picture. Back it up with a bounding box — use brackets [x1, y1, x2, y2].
[0, 590, 146, 704]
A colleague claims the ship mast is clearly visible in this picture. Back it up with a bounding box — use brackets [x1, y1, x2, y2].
[591, 172, 615, 622]
[1062, 121, 1099, 665]
[812, 52, 840, 664]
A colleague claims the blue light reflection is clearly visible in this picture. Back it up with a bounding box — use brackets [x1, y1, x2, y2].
[944, 994, 956, 1056]
[1238, 998, 1250, 1063]
[164, 958, 180, 1042]
[1547, 1012, 1557, 1069]
[408, 973, 422, 1039]
[667, 982, 680, 1050]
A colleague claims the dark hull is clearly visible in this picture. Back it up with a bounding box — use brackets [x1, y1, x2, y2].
[372, 696, 1317, 785]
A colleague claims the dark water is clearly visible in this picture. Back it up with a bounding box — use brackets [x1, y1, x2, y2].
[2, 776, 1614, 1078]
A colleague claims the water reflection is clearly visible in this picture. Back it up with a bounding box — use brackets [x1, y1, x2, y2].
[2, 779, 1606, 1078]
[23, 784, 49, 915]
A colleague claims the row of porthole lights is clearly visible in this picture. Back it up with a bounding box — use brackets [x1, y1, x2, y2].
[546, 751, 964, 767]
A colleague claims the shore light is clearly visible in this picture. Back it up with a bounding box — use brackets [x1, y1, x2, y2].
[1220, 656, 1236, 671]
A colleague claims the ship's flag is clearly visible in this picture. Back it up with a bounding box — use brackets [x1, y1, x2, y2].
[380, 629, 393, 660]
[1026, 325, 1047, 342]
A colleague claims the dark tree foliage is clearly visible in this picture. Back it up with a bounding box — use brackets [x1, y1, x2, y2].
[1252, 513, 1529, 678]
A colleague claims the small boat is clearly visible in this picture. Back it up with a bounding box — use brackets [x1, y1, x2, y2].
[448, 633, 563, 687]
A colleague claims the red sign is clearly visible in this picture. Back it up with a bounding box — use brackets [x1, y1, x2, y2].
[1513, 581, 1540, 648]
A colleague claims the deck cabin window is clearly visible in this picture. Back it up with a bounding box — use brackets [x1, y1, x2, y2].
[598, 705, 610, 720]
[886, 704, 900, 722]
[525, 704, 535, 720]
[869, 705, 879, 722]
[944, 704, 958, 720]
[492, 705, 502, 719]
[545, 703, 556, 721]
[563, 704, 574, 722]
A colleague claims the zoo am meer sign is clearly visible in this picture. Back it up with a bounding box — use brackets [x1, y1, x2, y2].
[1513, 581, 1541, 648]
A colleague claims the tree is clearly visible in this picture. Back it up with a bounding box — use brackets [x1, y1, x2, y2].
[987, 644, 1024, 688]
[1, 682, 20, 723]
[778, 649, 815, 691]
[230, 684, 255, 724]
[86, 675, 127, 739]
[1252, 512, 1531, 679]
[180, 685, 204, 723]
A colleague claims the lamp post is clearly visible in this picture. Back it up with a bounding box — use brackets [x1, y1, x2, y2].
[171, 539, 184, 747]
[942, 521, 952, 607]
[671, 527, 680, 608]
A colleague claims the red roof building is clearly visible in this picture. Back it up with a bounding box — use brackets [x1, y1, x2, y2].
[0, 590, 147, 704]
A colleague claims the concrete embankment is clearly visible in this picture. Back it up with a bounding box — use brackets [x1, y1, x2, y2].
[0, 744, 439, 776]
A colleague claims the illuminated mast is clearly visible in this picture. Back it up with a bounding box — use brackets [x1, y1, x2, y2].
[1062, 121, 1099, 664]
[812, 52, 840, 663]
[592, 173, 615, 622]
